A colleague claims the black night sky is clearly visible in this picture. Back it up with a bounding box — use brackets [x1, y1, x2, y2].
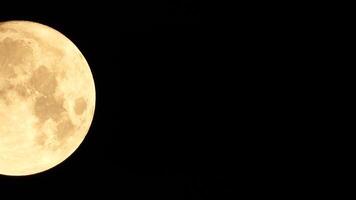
[0, 1, 237, 199]
[0, 1, 336, 198]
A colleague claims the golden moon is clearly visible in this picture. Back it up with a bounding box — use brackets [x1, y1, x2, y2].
[0, 21, 95, 176]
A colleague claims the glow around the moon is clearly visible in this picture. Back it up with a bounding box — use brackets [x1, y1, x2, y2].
[0, 21, 96, 176]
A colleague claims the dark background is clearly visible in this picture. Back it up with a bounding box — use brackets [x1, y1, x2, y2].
[0, 1, 236, 199]
[1, 1, 338, 198]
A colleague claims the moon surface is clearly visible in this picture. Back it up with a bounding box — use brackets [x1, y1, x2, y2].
[0, 21, 95, 176]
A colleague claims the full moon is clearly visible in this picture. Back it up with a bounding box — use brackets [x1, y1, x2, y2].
[0, 21, 95, 176]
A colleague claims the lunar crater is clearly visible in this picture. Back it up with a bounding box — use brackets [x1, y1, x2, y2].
[33, 95, 65, 122]
[29, 65, 58, 95]
[0, 37, 34, 78]
[74, 97, 87, 115]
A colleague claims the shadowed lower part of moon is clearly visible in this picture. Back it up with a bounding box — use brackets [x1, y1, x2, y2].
[0, 21, 95, 176]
